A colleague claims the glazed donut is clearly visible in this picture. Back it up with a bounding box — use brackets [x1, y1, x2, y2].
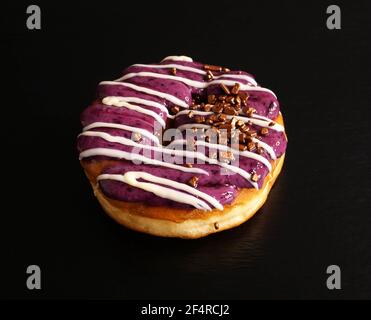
[77, 55, 287, 239]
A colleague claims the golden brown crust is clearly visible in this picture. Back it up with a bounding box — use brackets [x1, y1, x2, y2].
[81, 114, 286, 238]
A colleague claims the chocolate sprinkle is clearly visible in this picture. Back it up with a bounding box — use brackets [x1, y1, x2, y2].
[251, 173, 259, 182]
[203, 104, 213, 112]
[170, 106, 180, 114]
[231, 83, 240, 95]
[204, 64, 223, 72]
[208, 94, 216, 104]
[260, 127, 269, 136]
[247, 141, 256, 152]
[206, 70, 214, 81]
[194, 115, 205, 123]
[212, 104, 224, 113]
[188, 176, 199, 188]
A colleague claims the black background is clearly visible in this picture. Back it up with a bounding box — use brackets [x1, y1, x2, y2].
[1, 1, 371, 300]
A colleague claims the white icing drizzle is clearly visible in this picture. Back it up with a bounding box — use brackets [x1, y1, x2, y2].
[117, 72, 276, 97]
[79, 130, 262, 185]
[79, 148, 209, 175]
[102, 96, 166, 128]
[110, 96, 173, 118]
[175, 110, 284, 132]
[251, 138, 277, 160]
[99, 81, 189, 108]
[129, 63, 257, 86]
[82, 122, 160, 146]
[161, 55, 193, 62]
[98, 171, 223, 211]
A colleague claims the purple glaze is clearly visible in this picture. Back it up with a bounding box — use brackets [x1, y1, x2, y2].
[100, 165, 238, 208]
[78, 57, 287, 208]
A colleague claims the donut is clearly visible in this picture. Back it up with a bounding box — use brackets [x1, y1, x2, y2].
[77, 55, 288, 239]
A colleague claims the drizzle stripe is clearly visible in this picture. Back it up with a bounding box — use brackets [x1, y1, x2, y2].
[99, 81, 189, 108]
[79, 148, 209, 175]
[98, 172, 223, 211]
[82, 122, 160, 145]
[102, 96, 166, 127]
[112, 96, 172, 116]
[117, 72, 276, 97]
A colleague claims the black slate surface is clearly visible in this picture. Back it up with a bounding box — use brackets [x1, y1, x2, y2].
[1, 1, 371, 299]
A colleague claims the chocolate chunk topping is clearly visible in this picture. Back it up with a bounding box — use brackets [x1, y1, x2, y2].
[247, 141, 256, 152]
[203, 104, 213, 112]
[236, 119, 245, 128]
[223, 106, 237, 115]
[243, 106, 256, 117]
[238, 92, 249, 106]
[240, 124, 249, 133]
[218, 114, 227, 122]
[231, 83, 240, 95]
[246, 130, 257, 137]
[235, 95, 241, 106]
[188, 176, 199, 188]
[204, 64, 223, 72]
[251, 173, 259, 182]
[226, 96, 235, 104]
[206, 70, 214, 81]
[170, 106, 180, 114]
[208, 94, 216, 104]
[212, 104, 224, 113]
[194, 115, 205, 123]
[260, 127, 269, 136]
[239, 133, 246, 143]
